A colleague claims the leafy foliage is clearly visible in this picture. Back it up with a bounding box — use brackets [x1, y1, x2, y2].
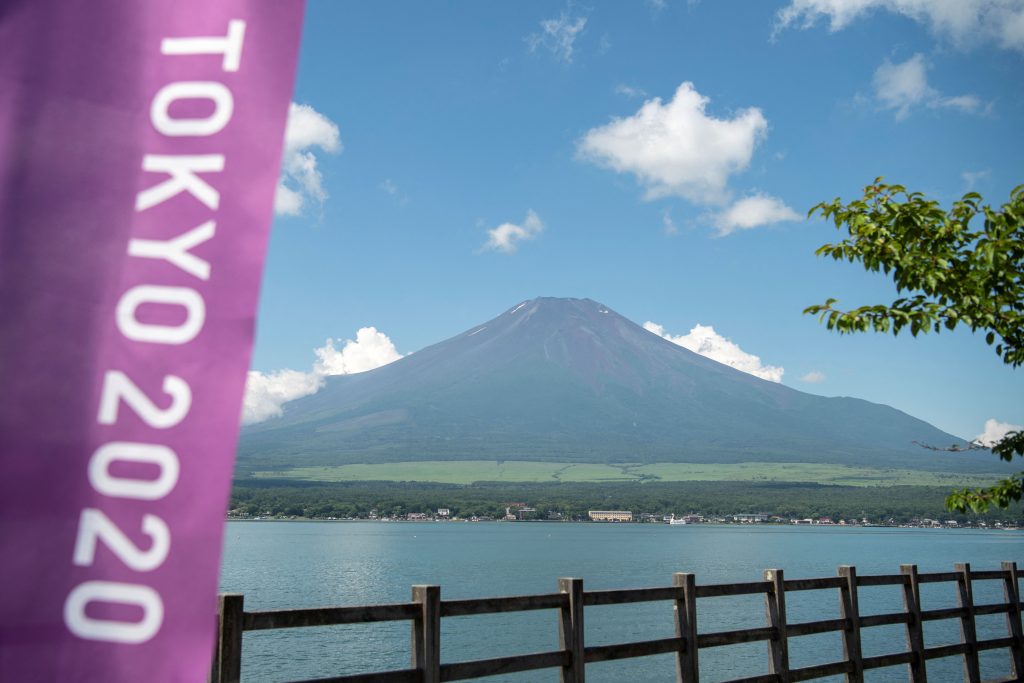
[806, 180, 1024, 512]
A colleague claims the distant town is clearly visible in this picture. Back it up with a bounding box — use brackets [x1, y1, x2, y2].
[228, 502, 1022, 530]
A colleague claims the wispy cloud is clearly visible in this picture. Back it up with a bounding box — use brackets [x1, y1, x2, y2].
[275, 103, 342, 216]
[800, 370, 826, 384]
[527, 13, 588, 63]
[614, 84, 648, 98]
[644, 321, 784, 382]
[243, 327, 403, 424]
[775, 0, 1024, 52]
[662, 209, 679, 235]
[577, 82, 768, 206]
[482, 210, 545, 254]
[962, 168, 991, 190]
[714, 193, 800, 236]
[379, 178, 409, 205]
[872, 54, 986, 120]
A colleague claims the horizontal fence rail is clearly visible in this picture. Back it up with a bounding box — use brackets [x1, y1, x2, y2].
[209, 561, 1024, 683]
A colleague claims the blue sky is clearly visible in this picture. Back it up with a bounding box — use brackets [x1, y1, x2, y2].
[246, 0, 1023, 443]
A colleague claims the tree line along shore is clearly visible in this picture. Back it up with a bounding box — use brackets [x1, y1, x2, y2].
[230, 479, 1024, 527]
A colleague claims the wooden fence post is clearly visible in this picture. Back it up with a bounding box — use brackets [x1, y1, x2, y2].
[954, 563, 981, 683]
[838, 566, 864, 683]
[764, 569, 790, 683]
[209, 593, 244, 683]
[412, 585, 441, 683]
[673, 572, 699, 683]
[900, 564, 927, 683]
[1002, 561, 1024, 678]
[559, 577, 585, 683]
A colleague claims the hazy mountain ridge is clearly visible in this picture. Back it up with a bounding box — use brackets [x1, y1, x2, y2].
[240, 297, 999, 473]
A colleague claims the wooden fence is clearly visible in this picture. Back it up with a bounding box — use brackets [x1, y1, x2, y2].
[209, 561, 1024, 683]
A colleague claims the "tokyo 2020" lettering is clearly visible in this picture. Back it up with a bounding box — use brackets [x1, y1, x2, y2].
[63, 20, 246, 645]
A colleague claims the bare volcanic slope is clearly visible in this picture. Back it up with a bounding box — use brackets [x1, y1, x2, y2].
[239, 297, 989, 473]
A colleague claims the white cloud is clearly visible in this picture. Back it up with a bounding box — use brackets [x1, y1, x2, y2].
[643, 321, 784, 382]
[482, 210, 544, 253]
[962, 168, 991, 190]
[776, 0, 1024, 52]
[614, 84, 647, 98]
[662, 209, 679, 235]
[781, 0, 1023, 48]
[974, 418, 1023, 446]
[379, 178, 408, 205]
[275, 103, 341, 216]
[872, 54, 985, 120]
[800, 370, 826, 383]
[577, 82, 768, 205]
[274, 185, 304, 216]
[314, 327, 404, 375]
[242, 369, 323, 425]
[873, 54, 933, 119]
[527, 13, 587, 63]
[714, 193, 801, 236]
[242, 327, 403, 424]
[931, 94, 984, 113]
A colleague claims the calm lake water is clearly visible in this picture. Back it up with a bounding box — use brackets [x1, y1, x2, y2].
[219, 522, 1023, 682]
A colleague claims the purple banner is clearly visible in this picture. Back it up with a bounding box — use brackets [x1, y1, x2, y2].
[0, 2, 304, 680]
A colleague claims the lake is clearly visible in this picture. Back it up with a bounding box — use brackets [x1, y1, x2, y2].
[219, 521, 1023, 682]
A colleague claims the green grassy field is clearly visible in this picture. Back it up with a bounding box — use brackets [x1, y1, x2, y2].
[250, 460, 1003, 488]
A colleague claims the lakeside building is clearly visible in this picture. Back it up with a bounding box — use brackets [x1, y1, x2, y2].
[732, 513, 768, 523]
[588, 510, 633, 522]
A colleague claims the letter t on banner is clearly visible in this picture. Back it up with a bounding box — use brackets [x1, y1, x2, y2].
[0, 2, 304, 680]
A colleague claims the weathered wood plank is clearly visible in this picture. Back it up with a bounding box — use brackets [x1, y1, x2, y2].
[765, 569, 791, 683]
[861, 651, 915, 670]
[1002, 561, 1024, 679]
[584, 636, 682, 663]
[977, 636, 1016, 652]
[838, 565, 864, 683]
[718, 675, 780, 683]
[695, 581, 771, 598]
[583, 585, 679, 606]
[558, 577, 584, 683]
[916, 572, 959, 584]
[699, 627, 775, 648]
[674, 572, 699, 683]
[859, 612, 910, 628]
[856, 574, 907, 587]
[924, 642, 970, 660]
[900, 565, 927, 683]
[922, 606, 968, 622]
[412, 585, 440, 683]
[440, 593, 565, 617]
[786, 618, 847, 638]
[784, 577, 844, 592]
[975, 603, 1013, 617]
[288, 669, 420, 683]
[245, 603, 419, 631]
[788, 659, 853, 682]
[970, 570, 1008, 581]
[210, 593, 244, 683]
[440, 650, 568, 681]
[955, 563, 982, 683]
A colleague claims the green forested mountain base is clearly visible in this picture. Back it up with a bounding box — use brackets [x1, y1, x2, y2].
[231, 479, 1022, 524]
[245, 460, 1003, 488]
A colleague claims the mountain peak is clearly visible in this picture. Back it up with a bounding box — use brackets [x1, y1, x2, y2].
[240, 297, 976, 473]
